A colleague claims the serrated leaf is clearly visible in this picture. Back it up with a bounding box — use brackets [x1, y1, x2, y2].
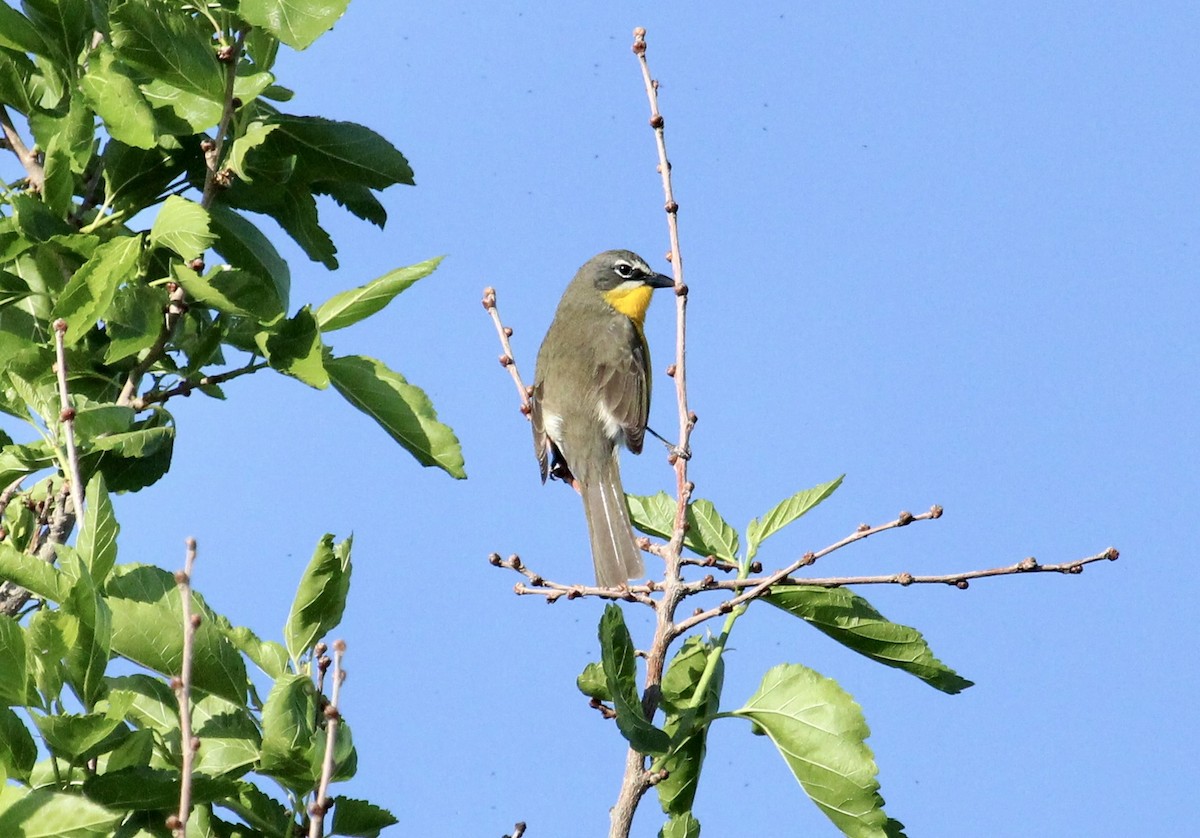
[173, 263, 284, 324]
[149, 195, 214, 261]
[284, 533, 351, 664]
[315, 256, 442, 332]
[208, 204, 291, 311]
[59, 547, 112, 709]
[32, 691, 133, 763]
[660, 813, 701, 838]
[51, 235, 143, 347]
[576, 660, 610, 702]
[223, 623, 290, 679]
[106, 674, 176, 735]
[0, 4, 47, 55]
[317, 181, 386, 227]
[732, 664, 907, 838]
[81, 766, 237, 810]
[26, 609, 68, 701]
[326, 354, 464, 478]
[102, 283, 164, 365]
[0, 786, 122, 837]
[222, 780, 294, 835]
[628, 493, 740, 562]
[746, 475, 844, 561]
[0, 707, 37, 782]
[41, 132, 74, 217]
[239, 0, 351, 50]
[599, 604, 669, 756]
[110, 1, 224, 101]
[0, 616, 27, 705]
[225, 120, 278, 182]
[764, 587, 974, 694]
[657, 636, 722, 816]
[79, 44, 156, 149]
[258, 305, 328, 388]
[258, 673, 319, 790]
[268, 114, 413, 187]
[192, 692, 261, 777]
[330, 796, 398, 837]
[105, 564, 248, 706]
[77, 472, 119, 583]
[0, 540, 64, 602]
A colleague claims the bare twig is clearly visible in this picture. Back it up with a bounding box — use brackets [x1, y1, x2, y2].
[0, 105, 44, 192]
[481, 287, 531, 413]
[488, 553, 655, 606]
[505, 823, 527, 838]
[309, 640, 346, 838]
[0, 482, 75, 617]
[170, 538, 200, 838]
[0, 477, 25, 521]
[131, 360, 268, 411]
[52, 320, 85, 529]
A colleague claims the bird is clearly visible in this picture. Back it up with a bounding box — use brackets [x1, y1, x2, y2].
[530, 249, 674, 587]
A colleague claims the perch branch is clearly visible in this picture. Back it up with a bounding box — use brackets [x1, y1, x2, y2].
[0, 105, 44, 191]
[481, 287, 531, 413]
[310, 640, 346, 838]
[170, 538, 199, 838]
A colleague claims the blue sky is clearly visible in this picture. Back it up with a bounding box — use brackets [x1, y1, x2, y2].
[92, 3, 1199, 836]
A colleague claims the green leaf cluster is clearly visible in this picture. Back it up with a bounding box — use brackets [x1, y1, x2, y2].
[0, 0, 463, 496]
[0, 477, 382, 834]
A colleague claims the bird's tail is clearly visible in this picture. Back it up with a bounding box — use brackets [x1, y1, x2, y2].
[581, 455, 645, 587]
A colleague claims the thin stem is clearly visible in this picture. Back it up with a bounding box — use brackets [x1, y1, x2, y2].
[481, 288, 531, 412]
[132, 360, 268, 410]
[309, 640, 346, 838]
[52, 320, 85, 529]
[172, 538, 199, 838]
[201, 29, 245, 209]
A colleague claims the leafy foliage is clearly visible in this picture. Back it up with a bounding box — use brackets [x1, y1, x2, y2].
[0, 0, 463, 833]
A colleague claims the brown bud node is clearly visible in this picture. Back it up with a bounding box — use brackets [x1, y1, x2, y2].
[189, 257, 205, 272]
[1068, 564, 1084, 575]
[567, 588, 581, 600]
[488, 552, 502, 566]
[200, 138, 216, 153]
[503, 326, 513, 337]
[665, 251, 673, 262]
[510, 554, 523, 570]
[170, 676, 183, 691]
[315, 641, 328, 655]
[664, 200, 678, 213]
[633, 26, 647, 37]
[165, 814, 182, 830]
[1017, 557, 1038, 571]
[650, 114, 664, 129]
[174, 570, 188, 585]
[897, 511, 914, 526]
[930, 505, 944, 518]
[53, 318, 68, 333]
[665, 363, 677, 377]
[1106, 547, 1120, 561]
[897, 572, 914, 586]
[632, 41, 646, 55]
[190, 736, 201, 751]
[499, 355, 512, 367]
[190, 613, 202, 628]
[333, 638, 346, 653]
[216, 44, 236, 63]
[954, 579, 969, 589]
[675, 283, 688, 297]
[750, 561, 762, 573]
[324, 705, 341, 720]
[718, 601, 733, 613]
[529, 574, 544, 587]
[60, 407, 76, 422]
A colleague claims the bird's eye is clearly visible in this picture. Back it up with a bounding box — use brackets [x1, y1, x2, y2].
[614, 262, 635, 278]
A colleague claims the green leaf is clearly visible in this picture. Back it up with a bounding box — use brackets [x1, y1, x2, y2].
[41, 133, 74, 217]
[598, 604, 669, 756]
[317, 181, 386, 228]
[77, 472, 119, 584]
[109, 0, 224, 101]
[315, 256, 442, 332]
[0, 48, 36, 116]
[100, 726, 153, 773]
[0, 786, 122, 837]
[225, 120, 278, 182]
[73, 404, 136, 439]
[0, 541, 64, 602]
[660, 813, 701, 838]
[330, 797, 399, 837]
[81, 766, 237, 810]
[732, 664, 907, 838]
[239, 0, 351, 50]
[208, 204, 291, 311]
[222, 781, 294, 836]
[59, 547, 113, 710]
[576, 661, 610, 702]
[0, 5, 47, 55]
[51, 235, 143, 346]
[149, 195, 214, 261]
[102, 283, 164, 365]
[746, 475, 844, 561]
[284, 533, 351, 664]
[764, 587, 974, 694]
[32, 691, 133, 763]
[258, 673, 319, 790]
[0, 616, 27, 705]
[105, 564, 248, 706]
[79, 43, 156, 149]
[192, 692, 261, 777]
[326, 354, 465, 478]
[21, 0, 90, 66]
[628, 493, 740, 562]
[268, 114, 414, 187]
[258, 305, 328, 388]
[141, 76, 223, 133]
[106, 674, 176, 735]
[26, 609, 68, 702]
[86, 412, 175, 492]
[223, 623, 290, 679]
[657, 636, 722, 816]
[173, 263, 284, 324]
[0, 707, 37, 782]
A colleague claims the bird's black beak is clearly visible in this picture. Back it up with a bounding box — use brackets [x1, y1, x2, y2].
[647, 272, 675, 289]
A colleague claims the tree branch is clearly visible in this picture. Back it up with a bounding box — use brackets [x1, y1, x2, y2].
[0, 105, 44, 192]
[169, 538, 200, 838]
[481, 288, 531, 415]
[52, 320, 85, 529]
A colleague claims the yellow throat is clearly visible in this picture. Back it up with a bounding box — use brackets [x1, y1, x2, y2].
[602, 284, 654, 327]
